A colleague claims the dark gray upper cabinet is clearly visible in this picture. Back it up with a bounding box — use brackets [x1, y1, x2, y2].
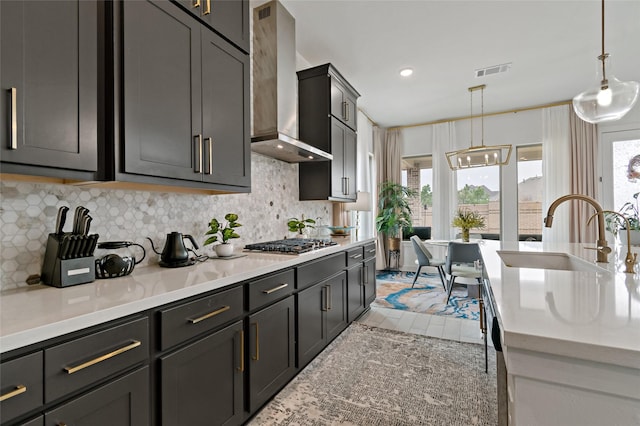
[175, 0, 249, 53]
[120, 0, 250, 190]
[0, 0, 98, 175]
[297, 63, 360, 201]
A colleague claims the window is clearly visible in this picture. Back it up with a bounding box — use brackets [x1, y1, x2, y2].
[401, 155, 433, 227]
[517, 145, 543, 240]
[456, 166, 500, 238]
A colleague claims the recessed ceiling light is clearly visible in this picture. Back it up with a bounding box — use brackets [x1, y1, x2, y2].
[399, 68, 413, 77]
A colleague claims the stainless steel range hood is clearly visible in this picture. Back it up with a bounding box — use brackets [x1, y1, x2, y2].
[251, 0, 332, 163]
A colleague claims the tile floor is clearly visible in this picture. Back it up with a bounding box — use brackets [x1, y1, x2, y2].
[356, 305, 484, 345]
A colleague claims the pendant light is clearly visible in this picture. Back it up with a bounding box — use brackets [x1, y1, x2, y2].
[572, 0, 639, 124]
[446, 85, 512, 171]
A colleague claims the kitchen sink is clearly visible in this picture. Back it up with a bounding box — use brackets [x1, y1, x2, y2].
[497, 250, 606, 273]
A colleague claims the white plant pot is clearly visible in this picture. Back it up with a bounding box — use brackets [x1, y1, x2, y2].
[215, 243, 234, 257]
[619, 230, 640, 246]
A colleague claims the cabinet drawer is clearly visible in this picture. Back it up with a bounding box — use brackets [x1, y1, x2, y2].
[346, 247, 364, 267]
[159, 285, 243, 351]
[248, 269, 294, 311]
[0, 352, 43, 423]
[297, 252, 345, 290]
[363, 242, 376, 260]
[44, 317, 148, 403]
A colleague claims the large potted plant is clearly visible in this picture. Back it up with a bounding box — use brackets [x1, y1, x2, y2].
[375, 182, 416, 251]
[204, 213, 241, 257]
[452, 208, 486, 242]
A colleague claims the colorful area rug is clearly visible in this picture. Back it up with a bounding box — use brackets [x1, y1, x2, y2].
[373, 271, 480, 320]
[249, 323, 496, 425]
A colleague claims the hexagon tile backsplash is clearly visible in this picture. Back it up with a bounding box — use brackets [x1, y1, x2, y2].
[0, 154, 332, 290]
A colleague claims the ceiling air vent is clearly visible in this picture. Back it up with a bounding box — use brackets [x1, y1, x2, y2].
[475, 62, 512, 78]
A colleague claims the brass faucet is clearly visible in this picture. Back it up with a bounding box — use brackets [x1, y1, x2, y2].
[588, 210, 638, 274]
[544, 194, 610, 263]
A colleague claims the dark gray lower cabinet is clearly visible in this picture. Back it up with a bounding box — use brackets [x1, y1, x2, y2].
[364, 257, 377, 305]
[347, 263, 365, 322]
[297, 271, 348, 368]
[160, 320, 243, 426]
[44, 367, 149, 426]
[248, 296, 296, 412]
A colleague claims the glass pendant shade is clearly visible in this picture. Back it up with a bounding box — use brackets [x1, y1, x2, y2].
[573, 55, 640, 123]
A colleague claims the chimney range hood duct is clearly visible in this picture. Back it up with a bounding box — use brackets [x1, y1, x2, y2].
[251, 0, 332, 163]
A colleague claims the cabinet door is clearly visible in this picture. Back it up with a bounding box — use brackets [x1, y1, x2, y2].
[330, 118, 356, 201]
[330, 118, 347, 199]
[325, 271, 348, 342]
[177, 0, 249, 52]
[44, 367, 149, 426]
[363, 257, 377, 305]
[248, 296, 295, 412]
[160, 320, 244, 426]
[122, 0, 202, 181]
[201, 28, 250, 187]
[329, 75, 357, 130]
[347, 264, 365, 322]
[296, 282, 326, 368]
[344, 127, 357, 197]
[0, 0, 97, 171]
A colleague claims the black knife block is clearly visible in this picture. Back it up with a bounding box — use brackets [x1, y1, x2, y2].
[41, 233, 97, 287]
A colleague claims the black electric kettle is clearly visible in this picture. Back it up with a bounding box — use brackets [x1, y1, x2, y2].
[148, 232, 199, 268]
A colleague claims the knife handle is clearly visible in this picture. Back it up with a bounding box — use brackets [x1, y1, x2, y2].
[59, 235, 70, 260]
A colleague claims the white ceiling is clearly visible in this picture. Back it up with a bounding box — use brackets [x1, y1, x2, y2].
[271, 0, 640, 128]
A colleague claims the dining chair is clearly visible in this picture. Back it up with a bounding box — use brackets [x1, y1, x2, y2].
[444, 241, 483, 303]
[409, 235, 446, 290]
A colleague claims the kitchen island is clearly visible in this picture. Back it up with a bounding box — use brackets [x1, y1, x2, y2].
[479, 240, 640, 425]
[0, 235, 376, 426]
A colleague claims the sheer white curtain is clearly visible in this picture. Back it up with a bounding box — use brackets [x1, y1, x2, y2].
[542, 105, 571, 243]
[431, 122, 457, 240]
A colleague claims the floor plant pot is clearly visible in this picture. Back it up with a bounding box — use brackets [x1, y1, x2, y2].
[387, 237, 401, 251]
[215, 243, 234, 257]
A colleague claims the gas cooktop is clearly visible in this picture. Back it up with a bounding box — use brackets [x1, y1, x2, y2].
[244, 238, 337, 255]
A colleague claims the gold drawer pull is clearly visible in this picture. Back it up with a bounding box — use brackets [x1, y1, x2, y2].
[192, 0, 200, 8]
[64, 340, 141, 374]
[203, 0, 211, 15]
[350, 253, 362, 259]
[9, 87, 17, 149]
[367, 249, 376, 254]
[188, 305, 231, 324]
[262, 283, 288, 295]
[0, 384, 26, 402]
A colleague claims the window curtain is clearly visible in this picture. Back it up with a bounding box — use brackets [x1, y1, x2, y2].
[569, 109, 599, 243]
[374, 127, 402, 270]
[542, 105, 571, 243]
[431, 122, 457, 240]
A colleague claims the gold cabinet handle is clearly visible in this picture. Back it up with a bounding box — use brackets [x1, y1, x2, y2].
[203, 0, 211, 15]
[192, 0, 200, 8]
[205, 137, 213, 175]
[342, 100, 347, 121]
[194, 135, 203, 173]
[479, 299, 486, 333]
[327, 285, 332, 310]
[350, 253, 362, 259]
[345, 101, 350, 121]
[262, 283, 288, 295]
[9, 87, 17, 150]
[188, 305, 230, 324]
[251, 322, 259, 361]
[0, 384, 26, 402]
[237, 329, 244, 372]
[64, 341, 141, 374]
[367, 248, 376, 254]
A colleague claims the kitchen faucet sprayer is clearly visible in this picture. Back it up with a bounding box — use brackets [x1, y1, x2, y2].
[544, 194, 610, 263]
[588, 210, 638, 273]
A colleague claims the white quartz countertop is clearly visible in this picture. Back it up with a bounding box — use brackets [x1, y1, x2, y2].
[479, 240, 640, 369]
[0, 236, 375, 354]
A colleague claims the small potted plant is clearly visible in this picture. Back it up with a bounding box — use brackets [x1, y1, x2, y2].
[204, 213, 241, 257]
[606, 192, 640, 245]
[287, 215, 316, 238]
[452, 208, 486, 242]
